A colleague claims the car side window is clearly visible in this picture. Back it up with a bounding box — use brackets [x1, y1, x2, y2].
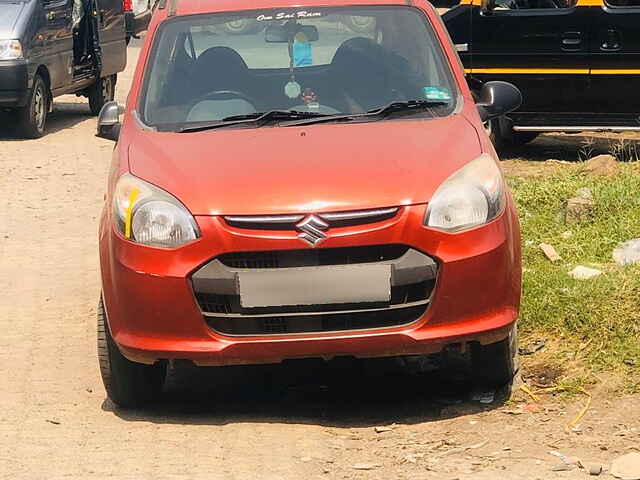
[490, 0, 577, 11]
[605, 0, 640, 6]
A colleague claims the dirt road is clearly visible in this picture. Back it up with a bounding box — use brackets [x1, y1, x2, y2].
[1, 41, 639, 480]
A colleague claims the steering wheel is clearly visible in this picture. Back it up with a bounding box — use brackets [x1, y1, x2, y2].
[189, 90, 258, 110]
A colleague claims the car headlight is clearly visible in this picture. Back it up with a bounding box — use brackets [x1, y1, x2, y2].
[0, 40, 23, 60]
[425, 153, 505, 233]
[113, 173, 199, 248]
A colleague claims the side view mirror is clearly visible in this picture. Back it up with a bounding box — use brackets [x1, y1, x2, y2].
[476, 81, 522, 122]
[97, 101, 124, 141]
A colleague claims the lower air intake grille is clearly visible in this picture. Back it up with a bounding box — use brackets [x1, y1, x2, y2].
[191, 245, 437, 336]
[205, 305, 428, 335]
[195, 279, 434, 316]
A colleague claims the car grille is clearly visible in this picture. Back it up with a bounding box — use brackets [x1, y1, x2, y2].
[217, 244, 408, 269]
[191, 245, 437, 336]
[223, 207, 399, 230]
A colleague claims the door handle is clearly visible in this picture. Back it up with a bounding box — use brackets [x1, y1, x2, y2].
[601, 29, 622, 51]
[561, 32, 582, 51]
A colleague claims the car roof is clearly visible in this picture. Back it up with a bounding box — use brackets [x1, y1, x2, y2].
[168, 0, 418, 17]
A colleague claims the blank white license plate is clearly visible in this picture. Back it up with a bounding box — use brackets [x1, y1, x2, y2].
[238, 264, 392, 308]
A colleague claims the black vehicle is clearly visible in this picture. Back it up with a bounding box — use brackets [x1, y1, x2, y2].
[443, 0, 640, 147]
[0, 0, 128, 138]
[124, 0, 154, 44]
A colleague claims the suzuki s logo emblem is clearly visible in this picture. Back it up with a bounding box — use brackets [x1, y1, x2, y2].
[296, 215, 329, 247]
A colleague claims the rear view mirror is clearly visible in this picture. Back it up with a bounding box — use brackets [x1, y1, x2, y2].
[265, 24, 319, 43]
[476, 81, 522, 122]
[96, 101, 123, 142]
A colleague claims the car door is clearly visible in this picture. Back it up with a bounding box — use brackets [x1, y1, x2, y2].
[132, 0, 154, 36]
[41, 0, 73, 91]
[589, 0, 640, 125]
[466, 0, 593, 126]
[96, 0, 126, 76]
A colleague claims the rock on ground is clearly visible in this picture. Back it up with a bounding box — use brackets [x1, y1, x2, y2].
[539, 243, 561, 263]
[585, 462, 603, 476]
[613, 239, 640, 266]
[565, 196, 594, 224]
[581, 154, 619, 177]
[569, 266, 603, 280]
[576, 187, 594, 200]
[611, 452, 640, 480]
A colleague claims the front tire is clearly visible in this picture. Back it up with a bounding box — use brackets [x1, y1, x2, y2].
[97, 297, 166, 408]
[484, 118, 507, 152]
[471, 325, 518, 389]
[88, 75, 116, 116]
[485, 117, 539, 152]
[16, 74, 49, 139]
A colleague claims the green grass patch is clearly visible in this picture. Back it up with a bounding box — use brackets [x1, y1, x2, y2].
[508, 164, 640, 391]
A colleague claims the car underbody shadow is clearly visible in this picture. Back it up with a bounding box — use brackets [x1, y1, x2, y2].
[499, 132, 640, 163]
[104, 354, 513, 427]
[0, 101, 93, 140]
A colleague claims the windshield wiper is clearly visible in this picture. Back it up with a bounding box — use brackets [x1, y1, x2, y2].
[370, 99, 450, 117]
[283, 100, 450, 127]
[177, 110, 331, 133]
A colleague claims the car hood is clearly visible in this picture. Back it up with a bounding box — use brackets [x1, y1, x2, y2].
[0, 2, 26, 38]
[129, 115, 481, 216]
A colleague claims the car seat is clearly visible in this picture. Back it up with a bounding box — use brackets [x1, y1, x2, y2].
[330, 37, 396, 113]
[189, 47, 255, 101]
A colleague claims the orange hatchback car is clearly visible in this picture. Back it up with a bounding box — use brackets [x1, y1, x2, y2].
[96, 0, 523, 407]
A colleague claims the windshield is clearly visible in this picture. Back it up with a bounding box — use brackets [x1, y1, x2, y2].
[141, 6, 458, 131]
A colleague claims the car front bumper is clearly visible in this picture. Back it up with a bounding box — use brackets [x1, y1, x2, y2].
[99, 202, 521, 366]
[0, 60, 29, 107]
